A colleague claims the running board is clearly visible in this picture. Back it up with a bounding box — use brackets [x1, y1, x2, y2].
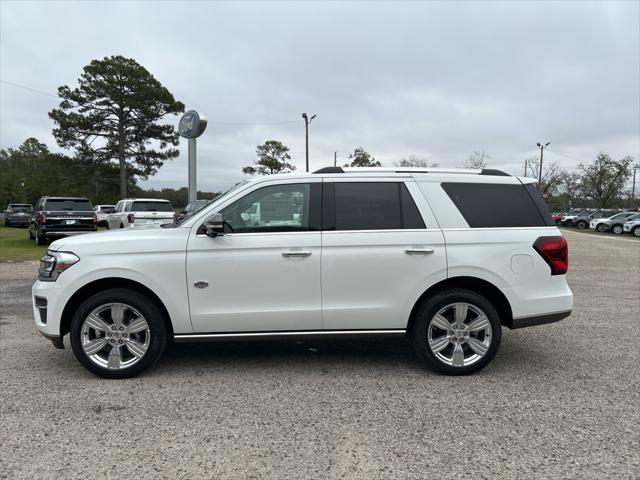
[174, 329, 407, 343]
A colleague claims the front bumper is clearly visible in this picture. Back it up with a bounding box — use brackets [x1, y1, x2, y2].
[32, 279, 68, 340]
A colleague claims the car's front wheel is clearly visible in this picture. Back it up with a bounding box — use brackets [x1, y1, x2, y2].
[576, 220, 587, 229]
[612, 224, 623, 235]
[411, 289, 502, 375]
[596, 224, 606, 232]
[70, 289, 168, 379]
[632, 226, 640, 238]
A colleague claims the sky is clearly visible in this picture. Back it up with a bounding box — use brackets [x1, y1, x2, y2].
[1, 0, 639, 193]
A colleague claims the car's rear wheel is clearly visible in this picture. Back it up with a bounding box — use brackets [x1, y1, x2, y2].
[612, 224, 623, 235]
[632, 226, 640, 238]
[411, 289, 502, 375]
[70, 289, 168, 379]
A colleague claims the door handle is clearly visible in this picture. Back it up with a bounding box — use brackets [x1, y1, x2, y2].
[282, 250, 312, 258]
[405, 248, 434, 255]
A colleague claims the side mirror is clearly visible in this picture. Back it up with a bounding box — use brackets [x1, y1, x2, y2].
[205, 213, 225, 237]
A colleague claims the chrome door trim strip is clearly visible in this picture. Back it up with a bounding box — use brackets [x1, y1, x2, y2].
[174, 329, 406, 342]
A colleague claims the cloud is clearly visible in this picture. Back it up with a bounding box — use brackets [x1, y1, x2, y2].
[1, 0, 638, 192]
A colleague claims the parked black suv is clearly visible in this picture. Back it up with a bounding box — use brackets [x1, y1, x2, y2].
[29, 197, 96, 245]
[4, 203, 33, 227]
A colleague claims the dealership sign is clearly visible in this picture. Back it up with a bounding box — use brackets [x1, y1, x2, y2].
[179, 110, 208, 138]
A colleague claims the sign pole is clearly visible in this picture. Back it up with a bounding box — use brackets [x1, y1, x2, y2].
[178, 110, 208, 205]
[188, 138, 197, 203]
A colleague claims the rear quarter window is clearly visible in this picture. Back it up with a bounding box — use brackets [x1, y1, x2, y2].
[441, 182, 554, 228]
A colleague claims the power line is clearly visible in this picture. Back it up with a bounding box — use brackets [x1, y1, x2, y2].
[1, 79, 299, 125]
[0, 79, 58, 98]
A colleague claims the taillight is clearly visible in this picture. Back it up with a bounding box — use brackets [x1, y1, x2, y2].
[127, 213, 135, 224]
[533, 236, 568, 275]
[38, 212, 47, 224]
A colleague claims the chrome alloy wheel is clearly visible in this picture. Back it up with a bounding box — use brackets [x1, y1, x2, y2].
[81, 303, 150, 370]
[427, 302, 492, 367]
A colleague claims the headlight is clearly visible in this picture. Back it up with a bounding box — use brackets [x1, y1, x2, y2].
[38, 251, 80, 282]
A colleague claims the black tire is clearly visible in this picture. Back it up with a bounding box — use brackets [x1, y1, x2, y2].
[70, 288, 168, 379]
[35, 228, 46, 245]
[119, 223, 124, 229]
[5, 220, 10, 227]
[576, 220, 587, 229]
[612, 224, 623, 235]
[28, 226, 34, 240]
[632, 226, 640, 238]
[411, 289, 502, 375]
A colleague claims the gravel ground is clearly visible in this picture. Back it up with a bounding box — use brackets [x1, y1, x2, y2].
[1, 230, 639, 479]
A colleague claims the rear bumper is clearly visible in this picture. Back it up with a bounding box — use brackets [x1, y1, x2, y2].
[509, 310, 571, 329]
[42, 229, 95, 237]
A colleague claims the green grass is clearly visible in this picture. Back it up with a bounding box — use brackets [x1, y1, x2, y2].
[0, 224, 48, 262]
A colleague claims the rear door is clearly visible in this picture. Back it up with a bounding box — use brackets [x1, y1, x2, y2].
[320, 178, 447, 330]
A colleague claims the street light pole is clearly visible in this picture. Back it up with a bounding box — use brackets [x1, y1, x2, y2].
[334, 151, 337, 167]
[302, 112, 316, 172]
[536, 141, 550, 190]
[632, 163, 639, 199]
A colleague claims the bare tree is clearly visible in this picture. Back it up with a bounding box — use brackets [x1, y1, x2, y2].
[394, 155, 439, 168]
[464, 150, 490, 169]
[525, 156, 564, 197]
[578, 153, 632, 208]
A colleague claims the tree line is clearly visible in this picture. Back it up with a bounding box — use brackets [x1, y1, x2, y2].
[0, 54, 636, 212]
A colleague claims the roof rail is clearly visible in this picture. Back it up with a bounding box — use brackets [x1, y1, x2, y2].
[312, 166, 511, 176]
[313, 166, 344, 173]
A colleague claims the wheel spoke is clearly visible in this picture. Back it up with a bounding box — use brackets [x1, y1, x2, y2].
[431, 314, 451, 331]
[85, 313, 110, 332]
[466, 337, 488, 356]
[429, 336, 450, 353]
[125, 338, 147, 358]
[454, 303, 468, 328]
[107, 345, 122, 369]
[83, 337, 107, 355]
[452, 342, 465, 367]
[126, 317, 147, 334]
[110, 304, 125, 328]
[465, 315, 490, 333]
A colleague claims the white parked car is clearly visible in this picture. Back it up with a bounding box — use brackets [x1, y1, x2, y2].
[590, 212, 635, 232]
[622, 214, 640, 237]
[32, 167, 573, 378]
[106, 199, 175, 229]
[93, 205, 115, 226]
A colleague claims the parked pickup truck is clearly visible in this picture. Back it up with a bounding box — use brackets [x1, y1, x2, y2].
[29, 197, 97, 245]
[106, 199, 175, 229]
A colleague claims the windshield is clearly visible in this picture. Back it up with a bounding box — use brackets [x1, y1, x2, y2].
[132, 201, 173, 212]
[173, 182, 248, 226]
[45, 199, 92, 211]
[626, 214, 640, 221]
[9, 204, 32, 212]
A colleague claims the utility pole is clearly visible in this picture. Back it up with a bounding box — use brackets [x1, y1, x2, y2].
[301, 113, 316, 172]
[536, 142, 550, 190]
[632, 163, 639, 199]
[334, 151, 337, 167]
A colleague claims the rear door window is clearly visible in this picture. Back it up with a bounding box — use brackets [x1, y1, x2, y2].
[441, 182, 553, 228]
[330, 182, 425, 231]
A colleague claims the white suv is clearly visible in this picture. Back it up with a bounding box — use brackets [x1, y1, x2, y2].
[32, 167, 572, 378]
[106, 199, 175, 229]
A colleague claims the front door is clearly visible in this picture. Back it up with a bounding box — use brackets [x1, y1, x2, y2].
[186, 180, 322, 333]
